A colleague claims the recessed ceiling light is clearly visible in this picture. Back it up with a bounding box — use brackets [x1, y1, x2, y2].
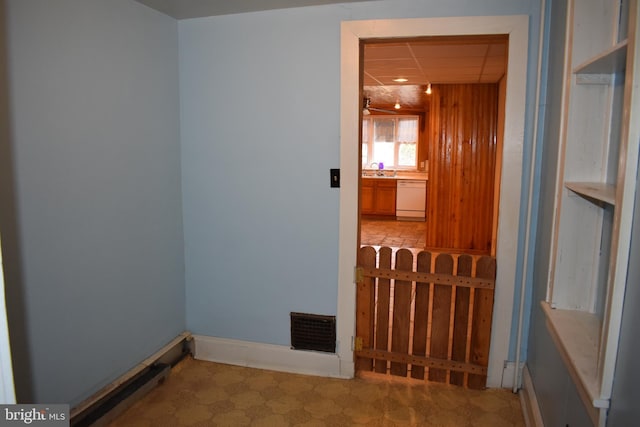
[394, 102, 401, 109]
[393, 78, 408, 82]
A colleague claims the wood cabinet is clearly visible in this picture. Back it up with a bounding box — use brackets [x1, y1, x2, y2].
[544, 1, 640, 424]
[360, 180, 375, 213]
[360, 178, 396, 216]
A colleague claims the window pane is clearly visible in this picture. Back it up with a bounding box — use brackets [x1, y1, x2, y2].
[374, 118, 395, 142]
[362, 118, 369, 142]
[373, 118, 395, 167]
[398, 142, 416, 166]
[362, 119, 369, 167]
[374, 141, 394, 166]
[397, 118, 418, 142]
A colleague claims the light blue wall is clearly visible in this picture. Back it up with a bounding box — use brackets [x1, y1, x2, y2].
[179, 0, 542, 349]
[5, 0, 184, 405]
[2, 0, 545, 407]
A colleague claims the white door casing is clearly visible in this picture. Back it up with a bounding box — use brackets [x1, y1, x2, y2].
[337, 16, 529, 387]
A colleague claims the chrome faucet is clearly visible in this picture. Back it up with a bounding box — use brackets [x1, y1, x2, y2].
[370, 162, 378, 169]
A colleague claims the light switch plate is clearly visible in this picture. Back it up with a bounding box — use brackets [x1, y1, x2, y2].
[330, 169, 340, 188]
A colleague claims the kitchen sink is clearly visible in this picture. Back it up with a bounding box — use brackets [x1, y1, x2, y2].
[362, 169, 397, 178]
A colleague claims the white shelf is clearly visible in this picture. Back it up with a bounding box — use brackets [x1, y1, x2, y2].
[565, 182, 616, 205]
[574, 40, 628, 75]
[545, 2, 639, 426]
[541, 302, 608, 411]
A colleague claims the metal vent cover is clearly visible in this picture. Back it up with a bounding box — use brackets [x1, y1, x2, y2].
[290, 312, 336, 353]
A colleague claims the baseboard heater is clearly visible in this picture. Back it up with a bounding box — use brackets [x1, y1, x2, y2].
[71, 363, 170, 427]
[70, 332, 192, 426]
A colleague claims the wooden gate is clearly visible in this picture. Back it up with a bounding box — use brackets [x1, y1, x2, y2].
[355, 246, 496, 389]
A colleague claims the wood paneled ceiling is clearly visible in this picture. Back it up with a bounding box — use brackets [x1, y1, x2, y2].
[364, 35, 508, 112]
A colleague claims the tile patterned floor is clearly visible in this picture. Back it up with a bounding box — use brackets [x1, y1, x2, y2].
[109, 356, 525, 427]
[360, 218, 426, 249]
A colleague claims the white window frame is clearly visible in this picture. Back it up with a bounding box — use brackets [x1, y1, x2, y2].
[361, 115, 419, 170]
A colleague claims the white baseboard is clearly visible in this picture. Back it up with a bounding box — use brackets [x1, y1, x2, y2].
[519, 364, 544, 427]
[193, 335, 351, 379]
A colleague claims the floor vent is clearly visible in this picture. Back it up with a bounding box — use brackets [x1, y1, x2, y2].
[290, 312, 336, 353]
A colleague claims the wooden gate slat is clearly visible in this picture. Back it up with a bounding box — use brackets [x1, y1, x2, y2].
[467, 256, 496, 389]
[411, 251, 432, 380]
[429, 253, 454, 382]
[356, 246, 376, 372]
[450, 254, 472, 386]
[390, 249, 413, 377]
[374, 247, 392, 374]
[355, 349, 487, 376]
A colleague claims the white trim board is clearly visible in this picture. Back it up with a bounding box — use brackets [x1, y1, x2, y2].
[338, 16, 529, 387]
[193, 335, 348, 379]
[520, 365, 544, 427]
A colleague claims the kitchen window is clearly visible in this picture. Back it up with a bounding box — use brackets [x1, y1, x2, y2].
[362, 116, 418, 169]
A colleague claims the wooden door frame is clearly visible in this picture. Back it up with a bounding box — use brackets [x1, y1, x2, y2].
[337, 15, 529, 388]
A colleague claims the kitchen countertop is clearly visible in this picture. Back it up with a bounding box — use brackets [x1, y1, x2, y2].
[361, 170, 428, 180]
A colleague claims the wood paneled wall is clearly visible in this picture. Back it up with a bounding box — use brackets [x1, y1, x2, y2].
[426, 84, 499, 254]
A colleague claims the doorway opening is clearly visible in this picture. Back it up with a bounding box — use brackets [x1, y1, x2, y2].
[338, 16, 529, 388]
[355, 35, 506, 388]
[359, 35, 508, 255]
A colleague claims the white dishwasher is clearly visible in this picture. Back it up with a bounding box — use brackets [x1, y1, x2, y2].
[396, 179, 426, 221]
